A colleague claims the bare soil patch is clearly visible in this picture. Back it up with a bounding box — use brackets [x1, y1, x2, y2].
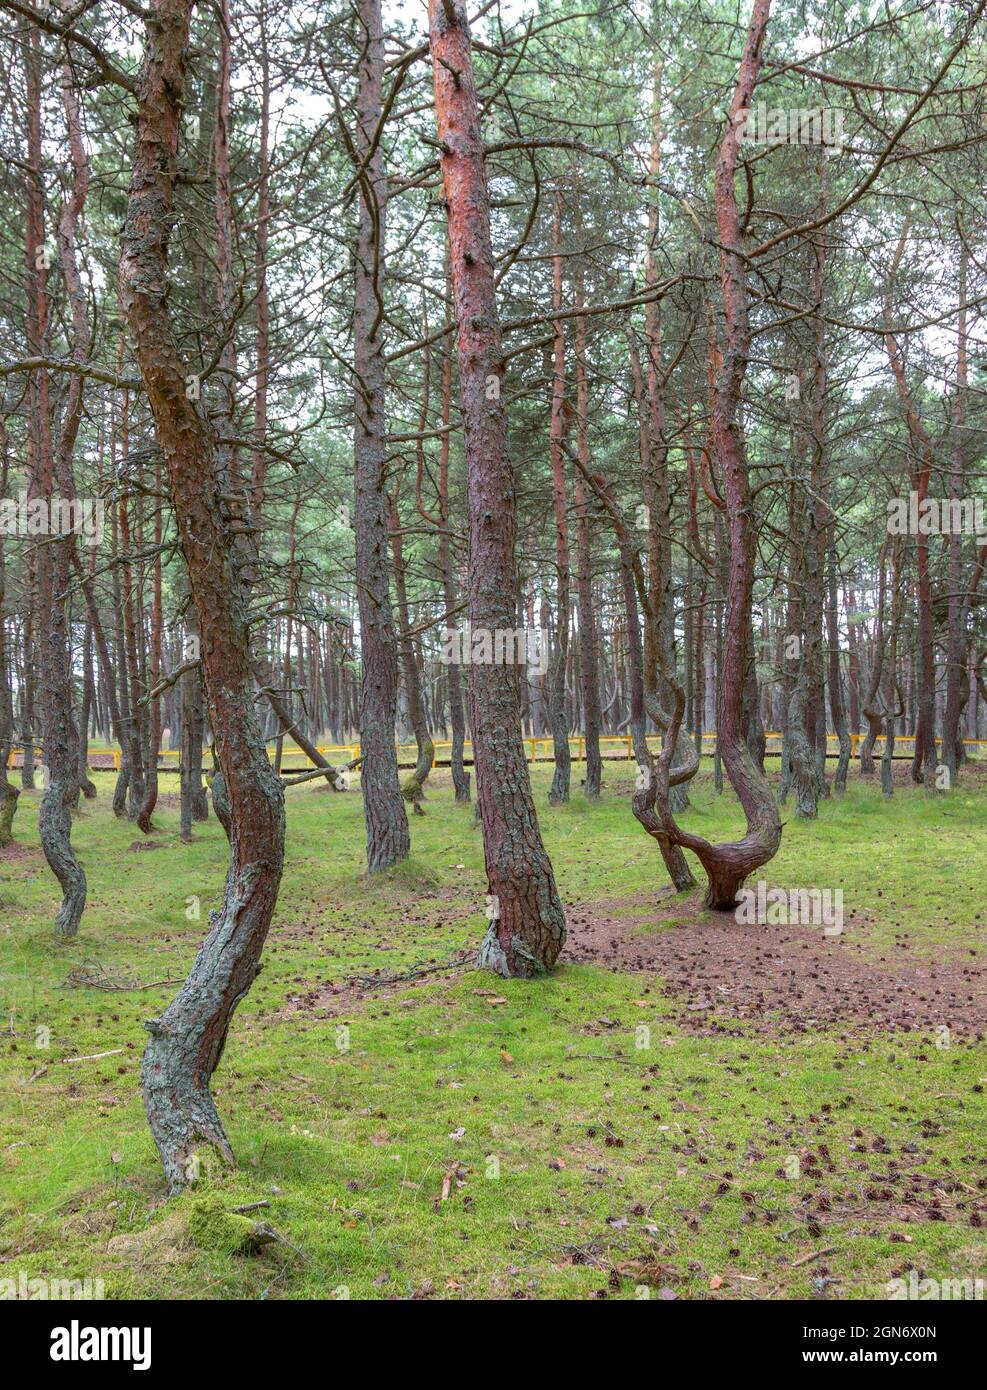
[563, 895, 987, 1037]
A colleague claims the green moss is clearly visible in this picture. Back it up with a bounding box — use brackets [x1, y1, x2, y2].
[187, 1193, 262, 1254]
[1, 761, 985, 1298]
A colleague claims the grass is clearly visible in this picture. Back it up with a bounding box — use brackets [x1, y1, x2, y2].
[1, 760, 985, 1299]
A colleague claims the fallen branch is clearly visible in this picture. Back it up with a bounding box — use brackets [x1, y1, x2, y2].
[281, 754, 362, 789]
[63, 962, 185, 992]
[60, 1048, 125, 1064]
[789, 1247, 838, 1267]
[348, 952, 473, 988]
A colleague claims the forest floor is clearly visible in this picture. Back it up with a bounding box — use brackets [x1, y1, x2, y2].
[1, 760, 985, 1300]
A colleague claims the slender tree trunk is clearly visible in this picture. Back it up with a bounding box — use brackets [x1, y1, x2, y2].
[77, 615, 98, 799]
[827, 545, 851, 792]
[389, 492, 434, 811]
[574, 268, 602, 798]
[72, 540, 129, 814]
[652, 0, 780, 909]
[943, 243, 968, 785]
[250, 0, 271, 517]
[119, 487, 146, 818]
[121, 0, 286, 1191]
[884, 230, 937, 793]
[547, 196, 571, 805]
[137, 485, 163, 832]
[429, 0, 566, 975]
[0, 426, 18, 846]
[353, 0, 410, 871]
[33, 48, 88, 935]
[437, 267, 470, 802]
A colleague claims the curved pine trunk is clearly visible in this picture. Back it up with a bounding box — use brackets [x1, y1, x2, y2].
[121, 0, 285, 1191]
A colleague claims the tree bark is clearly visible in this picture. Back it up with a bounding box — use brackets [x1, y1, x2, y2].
[437, 267, 470, 802]
[352, 0, 411, 871]
[826, 545, 852, 792]
[137, 485, 163, 833]
[547, 195, 571, 806]
[33, 48, 88, 935]
[942, 241, 968, 784]
[573, 269, 602, 798]
[0, 424, 18, 846]
[429, 0, 566, 975]
[121, 0, 286, 1191]
[389, 492, 434, 812]
[884, 227, 937, 793]
[655, 0, 780, 909]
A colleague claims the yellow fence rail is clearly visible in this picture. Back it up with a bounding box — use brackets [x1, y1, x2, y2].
[35, 731, 985, 774]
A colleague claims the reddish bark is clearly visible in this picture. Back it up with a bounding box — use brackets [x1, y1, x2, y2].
[428, 0, 565, 975]
[437, 265, 470, 802]
[645, 0, 780, 909]
[250, 0, 271, 515]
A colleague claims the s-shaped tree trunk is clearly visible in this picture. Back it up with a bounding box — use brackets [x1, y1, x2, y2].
[120, 0, 285, 1191]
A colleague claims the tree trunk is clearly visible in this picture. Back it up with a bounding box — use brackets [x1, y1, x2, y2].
[33, 47, 88, 936]
[661, 0, 780, 909]
[389, 492, 434, 812]
[429, 0, 566, 975]
[884, 229, 937, 794]
[437, 267, 470, 802]
[547, 196, 571, 806]
[826, 546, 852, 792]
[137, 486, 164, 833]
[352, 0, 411, 871]
[77, 616, 98, 799]
[573, 269, 602, 798]
[121, 0, 286, 1191]
[942, 242, 967, 785]
[0, 426, 18, 847]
